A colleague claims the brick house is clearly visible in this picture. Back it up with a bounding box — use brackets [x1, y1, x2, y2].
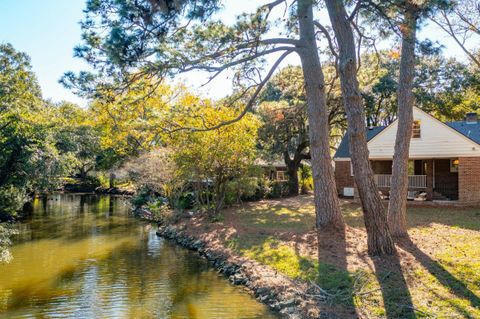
[334, 107, 480, 204]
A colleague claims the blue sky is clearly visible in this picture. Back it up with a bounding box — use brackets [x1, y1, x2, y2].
[0, 1, 475, 107]
[0, 0, 89, 106]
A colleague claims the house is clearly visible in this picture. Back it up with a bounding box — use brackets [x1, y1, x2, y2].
[334, 107, 480, 204]
[255, 159, 289, 182]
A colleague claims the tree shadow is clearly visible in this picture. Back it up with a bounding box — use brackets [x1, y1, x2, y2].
[398, 237, 480, 309]
[406, 206, 480, 232]
[317, 228, 358, 318]
[372, 252, 416, 319]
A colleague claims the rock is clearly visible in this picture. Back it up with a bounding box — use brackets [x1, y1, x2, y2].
[279, 298, 296, 308]
[231, 273, 246, 285]
[255, 287, 270, 297]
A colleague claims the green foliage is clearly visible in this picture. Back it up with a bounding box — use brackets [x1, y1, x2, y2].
[299, 165, 313, 194]
[224, 166, 264, 205]
[358, 50, 480, 125]
[269, 181, 290, 199]
[0, 186, 28, 217]
[0, 223, 17, 264]
[130, 186, 156, 210]
[146, 199, 176, 223]
[172, 105, 261, 213]
[0, 44, 71, 215]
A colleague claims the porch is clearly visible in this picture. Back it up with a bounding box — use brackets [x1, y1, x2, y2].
[371, 159, 459, 201]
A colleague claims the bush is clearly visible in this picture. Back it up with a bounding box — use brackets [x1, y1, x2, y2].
[299, 165, 313, 194]
[174, 191, 195, 210]
[147, 199, 177, 223]
[130, 186, 156, 209]
[269, 181, 290, 198]
[0, 186, 29, 217]
[225, 176, 261, 205]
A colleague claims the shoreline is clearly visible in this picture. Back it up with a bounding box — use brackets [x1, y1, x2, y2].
[155, 223, 338, 319]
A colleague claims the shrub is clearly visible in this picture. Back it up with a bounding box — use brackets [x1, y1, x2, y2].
[299, 165, 313, 194]
[225, 176, 261, 205]
[130, 186, 156, 209]
[174, 191, 195, 210]
[147, 199, 176, 223]
[0, 224, 17, 263]
[269, 181, 290, 198]
[0, 186, 29, 217]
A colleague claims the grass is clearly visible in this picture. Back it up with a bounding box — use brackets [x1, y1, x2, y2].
[222, 195, 480, 318]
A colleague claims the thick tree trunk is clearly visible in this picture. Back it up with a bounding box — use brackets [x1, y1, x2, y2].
[325, 0, 395, 255]
[388, 6, 418, 238]
[297, 0, 344, 230]
[286, 159, 300, 196]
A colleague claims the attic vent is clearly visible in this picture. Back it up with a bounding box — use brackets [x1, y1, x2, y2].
[466, 112, 478, 124]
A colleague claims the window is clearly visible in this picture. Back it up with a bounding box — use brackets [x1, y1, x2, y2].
[412, 120, 421, 138]
[450, 159, 459, 173]
[276, 170, 287, 182]
[350, 162, 354, 177]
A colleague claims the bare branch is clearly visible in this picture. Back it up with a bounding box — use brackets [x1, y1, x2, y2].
[169, 50, 293, 133]
[314, 21, 339, 59]
[430, 10, 480, 68]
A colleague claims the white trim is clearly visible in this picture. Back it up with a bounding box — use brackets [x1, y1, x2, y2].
[334, 157, 351, 161]
[367, 118, 398, 145]
[368, 106, 480, 149]
[276, 170, 288, 182]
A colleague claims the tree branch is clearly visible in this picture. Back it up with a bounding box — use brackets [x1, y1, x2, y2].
[169, 50, 293, 133]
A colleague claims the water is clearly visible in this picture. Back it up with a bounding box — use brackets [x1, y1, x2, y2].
[0, 194, 278, 319]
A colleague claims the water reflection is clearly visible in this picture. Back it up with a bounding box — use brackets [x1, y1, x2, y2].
[0, 194, 277, 319]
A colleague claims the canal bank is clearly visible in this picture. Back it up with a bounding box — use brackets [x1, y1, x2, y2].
[154, 222, 338, 319]
[0, 194, 278, 319]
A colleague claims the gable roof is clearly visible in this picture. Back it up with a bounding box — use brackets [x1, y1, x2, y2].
[334, 111, 480, 159]
[334, 126, 386, 158]
[445, 121, 480, 145]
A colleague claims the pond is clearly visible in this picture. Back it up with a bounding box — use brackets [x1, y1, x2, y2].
[0, 194, 278, 319]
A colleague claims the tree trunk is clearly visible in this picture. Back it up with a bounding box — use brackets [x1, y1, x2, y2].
[325, 0, 395, 255]
[297, 0, 344, 230]
[284, 150, 300, 196]
[286, 161, 300, 196]
[388, 5, 418, 238]
[109, 172, 116, 189]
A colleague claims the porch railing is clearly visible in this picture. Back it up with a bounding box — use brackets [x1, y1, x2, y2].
[374, 174, 427, 189]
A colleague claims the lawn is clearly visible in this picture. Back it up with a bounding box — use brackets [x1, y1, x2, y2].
[218, 195, 480, 318]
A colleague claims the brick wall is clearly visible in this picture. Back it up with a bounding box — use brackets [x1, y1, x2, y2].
[458, 157, 480, 204]
[334, 160, 354, 196]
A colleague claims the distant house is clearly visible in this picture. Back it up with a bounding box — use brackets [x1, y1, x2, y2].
[334, 107, 480, 204]
[255, 159, 288, 182]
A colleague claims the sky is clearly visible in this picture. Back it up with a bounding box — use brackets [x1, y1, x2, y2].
[0, 0, 476, 108]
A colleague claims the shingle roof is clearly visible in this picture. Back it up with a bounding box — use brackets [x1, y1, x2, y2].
[334, 120, 480, 159]
[445, 121, 480, 145]
[334, 126, 386, 158]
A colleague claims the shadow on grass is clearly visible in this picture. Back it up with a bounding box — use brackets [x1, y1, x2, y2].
[372, 253, 416, 319]
[317, 228, 358, 318]
[406, 207, 480, 232]
[398, 237, 480, 309]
